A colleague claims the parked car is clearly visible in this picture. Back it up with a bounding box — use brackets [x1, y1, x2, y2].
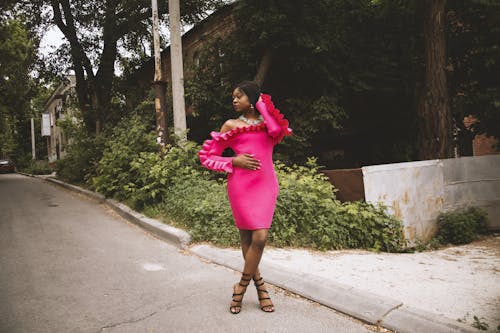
[0, 159, 16, 173]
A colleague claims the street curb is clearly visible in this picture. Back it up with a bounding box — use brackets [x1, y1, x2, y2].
[38, 175, 191, 249]
[26, 174, 476, 333]
[189, 245, 402, 325]
[44, 177, 106, 203]
[105, 199, 191, 249]
[381, 305, 475, 333]
[16, 171, 36, 178]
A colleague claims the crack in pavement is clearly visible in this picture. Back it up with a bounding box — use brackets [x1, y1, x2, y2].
[96, 290, 211, 332]
[97, 310, 158, 332]
[377, 302, 403, 325]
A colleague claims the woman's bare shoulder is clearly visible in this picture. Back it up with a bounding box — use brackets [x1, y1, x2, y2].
[220, 119, 239, 133]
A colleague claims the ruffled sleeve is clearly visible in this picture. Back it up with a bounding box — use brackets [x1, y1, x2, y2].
[198, 131, 233, 173]
[255, 94, 293, 144]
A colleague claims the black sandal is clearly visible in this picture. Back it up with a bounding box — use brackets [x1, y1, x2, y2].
[254, 276, 275, 312]
[230, 273, 252, 314]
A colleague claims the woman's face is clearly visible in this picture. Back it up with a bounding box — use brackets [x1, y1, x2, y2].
[232, 88, 251, 112]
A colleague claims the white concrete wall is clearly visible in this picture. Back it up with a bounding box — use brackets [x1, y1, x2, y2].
[362, 155, 500, 242]
[442, 155, 500, 231]
[362, 160, 445, 241]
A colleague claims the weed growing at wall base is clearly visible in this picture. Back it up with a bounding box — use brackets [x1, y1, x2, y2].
[437, 207, 489, 245]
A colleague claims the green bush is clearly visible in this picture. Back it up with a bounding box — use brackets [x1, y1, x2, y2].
[92, 115, 157, 199]
[271, 159, 346, 249]
[126, 141, 210, 209]
[56, 135, 105, 185]
[122, 141, 239, 245]
[55, 118, 105, 185]
[160, 175, 238, 246]
[437, 207, 489, 245]
[272, 159, 405, 251]
[21, 160, 53, 175]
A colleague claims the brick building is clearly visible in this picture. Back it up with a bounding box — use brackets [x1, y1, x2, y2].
[463, 115, 499, 157]
[132, 3, 237, 111]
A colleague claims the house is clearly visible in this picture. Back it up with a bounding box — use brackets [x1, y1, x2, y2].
[42, 75, 77, 165]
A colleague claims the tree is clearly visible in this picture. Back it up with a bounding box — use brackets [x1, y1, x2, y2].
[417, 0, 453, 160]
[186, 1, 422, 167]
[18, 0, 225, 134]
[157, 0, 499, 166]
[0, 18, 36, 162]
[447, 0, 500, 150]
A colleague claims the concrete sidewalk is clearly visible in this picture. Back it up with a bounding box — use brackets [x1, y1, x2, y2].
[29, 173, 496, 333]
[190, 240, 499, 333]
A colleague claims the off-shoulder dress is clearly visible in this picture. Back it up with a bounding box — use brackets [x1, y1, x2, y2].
[198, 94, 292, 230]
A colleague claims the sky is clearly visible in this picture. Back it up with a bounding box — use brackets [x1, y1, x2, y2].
[39, 24, 175, 55]
[31, 0, 222, 60]
[38, 19, 192, 76]
[39, 26, 65, 55]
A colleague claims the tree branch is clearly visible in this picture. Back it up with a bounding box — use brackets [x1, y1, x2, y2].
[115, 9, 152, 37]
[96, 0, 119, 83]
[51, 0, 95, 80]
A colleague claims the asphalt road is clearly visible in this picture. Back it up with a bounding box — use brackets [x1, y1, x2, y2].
[0, 174, 371, 333]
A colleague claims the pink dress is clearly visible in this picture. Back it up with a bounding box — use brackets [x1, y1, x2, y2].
[198, 94, 292, 230]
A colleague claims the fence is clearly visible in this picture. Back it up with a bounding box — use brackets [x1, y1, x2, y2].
[361, 155, 500, 242]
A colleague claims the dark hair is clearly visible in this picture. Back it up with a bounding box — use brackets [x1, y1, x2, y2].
[235, 81, 261, 106]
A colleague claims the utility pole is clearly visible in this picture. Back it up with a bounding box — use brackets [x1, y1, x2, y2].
[31, 118, 36, 160]
[168, 0, 187, 142]
[151, 0, 168, 146]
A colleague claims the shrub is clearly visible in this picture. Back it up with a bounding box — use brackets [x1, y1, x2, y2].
[272, 159, 405, 251]
[123, 141, 239, 245]
[55, 118, 105, 185]
[21, 160, 53, 175]
[126, 141, 211, 209]
[337, 201, 405, 252]
[92, 115, 157, 199]
[271, 159, 346, 249]
[437, 207, 489, 245]
[160, 175, 238, 246]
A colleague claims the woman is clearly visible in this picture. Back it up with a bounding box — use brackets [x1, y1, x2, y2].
[198, 81, 292, 314]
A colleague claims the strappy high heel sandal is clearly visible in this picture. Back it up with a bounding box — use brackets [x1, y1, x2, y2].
[230, 273, 252, 314]
[254, 276, 275, 312]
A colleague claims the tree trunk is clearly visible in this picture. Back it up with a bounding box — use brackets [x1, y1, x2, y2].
[51, 0, 120, 135]
[254, 48, 274, 87]
[417, 0, 453, 160]
[152, 0, 168, 146]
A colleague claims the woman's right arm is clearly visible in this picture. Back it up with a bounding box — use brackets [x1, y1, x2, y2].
[198, 131, 234, 173]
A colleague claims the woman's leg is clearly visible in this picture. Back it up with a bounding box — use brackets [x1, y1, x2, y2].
[231, 229, 273, 313]
[241, 229, 268, 277]
[242, 229, 274, 312]
[239, 229, 252, 258]
[230, 229, 256, 314]
[239, 229, 260, 278]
